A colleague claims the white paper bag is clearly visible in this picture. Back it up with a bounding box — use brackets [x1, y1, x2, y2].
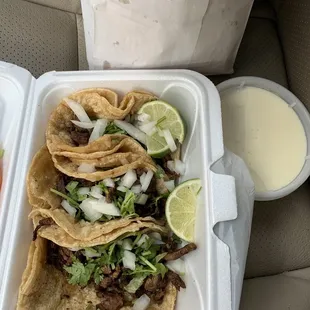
[81, 0, 254, 74]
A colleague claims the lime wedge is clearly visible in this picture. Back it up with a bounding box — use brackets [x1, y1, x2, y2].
[166, 179, 201, 242]
[138, 100, 185, 158]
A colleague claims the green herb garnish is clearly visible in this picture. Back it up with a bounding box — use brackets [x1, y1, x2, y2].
[104, 122, 126, 135]
[50, 188, 79, 207]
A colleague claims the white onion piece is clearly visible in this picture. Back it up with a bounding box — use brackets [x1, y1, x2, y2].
[84, 249, 101, 258]
[71, 120, 95, 129]
[133, 294, 151, 310]
[162, 129, 177, 152]
[141, 169, 154, 192]
[122, 239, 133, 251]
[102, 178, 115, 188]
[61, 200, 76, 217]
[68, 247, 80, 252]
[166, 258, 186, 276]
[135, 194, 148, 205]
[80, 198, 102, 222]
[77, 187, 90, 196]
[164, 180, 175, 192]
[90, 186, 104, 199]
[78, 163, 96, 173]
[149, 232, 162, 241]
[136, 113, 151, 122]
[174, 159, 186, 175]
[137, 234, 149, 247]
[122, 169, 137, 189]
[139, 172, 146, 185]
[167, 160, 175, 172]
[114, 120, 146, 145]
[89, 119, 108, 143]
[91, 198, 121, 216]
[131, 184, 142, 194]
[117, 185, 128, 193]
[149, 232, 165, 245]
[123, 250, 136, 271]
[65, 99, 92, 123]
[139, 121, 157, 136]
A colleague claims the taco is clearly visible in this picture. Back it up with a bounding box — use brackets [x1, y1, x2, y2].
[27, 146, 172, 243]
[17, 228, 196, 310]
[46, 89, 157, 155]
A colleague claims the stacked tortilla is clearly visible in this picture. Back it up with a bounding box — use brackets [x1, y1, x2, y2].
[17, 89, 187, 310]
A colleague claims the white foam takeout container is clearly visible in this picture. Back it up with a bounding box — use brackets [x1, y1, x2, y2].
[0, 61, 238, 310]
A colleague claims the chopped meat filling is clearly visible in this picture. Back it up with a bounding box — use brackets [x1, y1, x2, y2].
[96, 292, 124, 310]
[167, 271, 186, 291]
[33, 217, 55, 241]
[164, 243, 197, 261]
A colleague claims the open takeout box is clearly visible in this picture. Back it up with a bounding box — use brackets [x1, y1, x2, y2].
[0, 61, 241, 310]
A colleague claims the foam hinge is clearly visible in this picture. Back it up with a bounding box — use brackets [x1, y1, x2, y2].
[209, 172, 238, 227]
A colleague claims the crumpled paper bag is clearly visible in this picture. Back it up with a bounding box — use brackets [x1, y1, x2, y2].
[81, 0, 254, 74]
[213, 149, 255, 310]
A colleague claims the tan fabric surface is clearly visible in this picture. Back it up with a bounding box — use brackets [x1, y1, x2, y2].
[25, 0, 82, 14]
[210, 4, 288, 87]
[76, 14, 88, 70]
[0, 0, 78, 77]
[272, 0, 310, 112]
[240, 267, 310, 310]
[245, 180, 310, 278]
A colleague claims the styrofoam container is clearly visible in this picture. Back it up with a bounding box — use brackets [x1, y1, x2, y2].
[0, 62, 238, 310]
[217, 76, 310, 201]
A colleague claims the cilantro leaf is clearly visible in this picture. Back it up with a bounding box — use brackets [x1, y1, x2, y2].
[64, 262, 95, 286]
[124, 274, 148, 294]
[93, 266, 103, 285]
[120, 191, 137, 217]
[104, 122, 126, 135]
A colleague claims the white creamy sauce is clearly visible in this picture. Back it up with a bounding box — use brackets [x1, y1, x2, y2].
[221, 86, 307, 192]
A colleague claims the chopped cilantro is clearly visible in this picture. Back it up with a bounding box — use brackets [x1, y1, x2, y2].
[120, 191, 137, 217]
[0, 149, 4, 159]
[50, 188, 79, 207]
[64, 261, 96, 286]
[104, 122, 126, 135]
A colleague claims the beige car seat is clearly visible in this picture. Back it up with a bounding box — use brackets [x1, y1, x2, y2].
[1, 0, 310, 309]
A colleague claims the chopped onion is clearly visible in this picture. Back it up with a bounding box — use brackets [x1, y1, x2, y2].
[68, 247, 80, 252]
[141, 169, 154, 192]
[122, 239, 133, 251]
[135, 194, 148, 205]
[61, 200, 76, 217]
[71, 120, 95, 129]
[138, 121, 157, 136]
[122, 170, 137, 189]
[78, 163, 96, 173]
[117, 185, 128, 193]
[174, 159, 186, 175]
[166, 258, 186, 276]
[123, 250, 136, 270]
[77, 187, 90, 196]
[102, 178, 115, 188]
[164, 180, 175, 192]
[65, 99, 92, 123]
[137, 234, 149, 247]
[131, 184, 142, 194]
[167, 160, 175, 172]
[89, 119, 108, 143]
[114, 120, 146, 145]
[162, 129, 177, 152]
[80, 198, 102, 222]
[84, 248, 101, 258]
[149, 232, 162, 241]
[90, 186, 104, 199]
[166, 159, 186, 176]
[139, 172, 146, 185]
[133, 294, 151, 310]
[91, 198, 121, 216]
[136, 113, 151, 122]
